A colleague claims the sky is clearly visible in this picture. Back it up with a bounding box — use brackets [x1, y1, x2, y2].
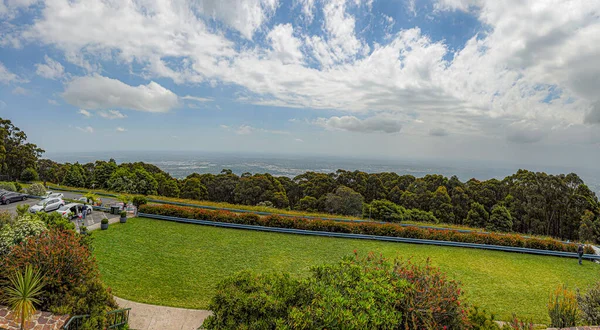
[0, 0, 600, 168]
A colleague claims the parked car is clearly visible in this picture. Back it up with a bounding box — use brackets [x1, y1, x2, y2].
[55, 203, 91, 219]
[0, 192, 27, 205]
[29, 198, 64, 213]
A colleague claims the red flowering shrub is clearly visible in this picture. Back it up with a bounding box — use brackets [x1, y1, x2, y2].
[139, 204, 593, 254]
[394, 258, 465, 329]
[0, 229, 116, 318]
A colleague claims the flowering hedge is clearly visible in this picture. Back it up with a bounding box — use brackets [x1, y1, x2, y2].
[139, 204, 594, 254]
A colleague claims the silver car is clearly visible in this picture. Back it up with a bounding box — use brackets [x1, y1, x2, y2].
[29, 198, 65, 213]
[55, 203, 91, 219]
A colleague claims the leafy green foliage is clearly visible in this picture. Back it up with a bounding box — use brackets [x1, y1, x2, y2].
[323, 185, 364, 216]
[132, 196, 148, 210]
[0, 214, 47, 256]
[0, 118, 44, 181]
[203, 253, 466, 329]
[0, 181, 16, 191]
[16, 204, 29, 216]
[548, 285, 579, 328]
[577, 282, 600, 326]
[488, 205, 513, 233]
[364, 199, 405, 222]
[578, 210, 600, 244]
[26, 183, 46, 196]
[3, 265, 45, 330]
[466, 202, 489, 228]
[181, 178, 208, 200]
[20, 167, 39, 182]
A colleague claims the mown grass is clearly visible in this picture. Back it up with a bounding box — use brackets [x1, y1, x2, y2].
[93, 217, 599, 324]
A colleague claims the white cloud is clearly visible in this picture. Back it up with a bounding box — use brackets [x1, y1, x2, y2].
[62, 75, 179, 113]
[6, 0, 600, 150]
[182, 95, 213, 102]
[11, 86, 27, 95]
[76, 126, 94, 133]
[116, 127, 127, 132]
[48, 99, 59, 105]
[295, 138, 304, 142]
[193, 0, 278, 39]
[35, 55, 64, 79]
[222, 124, 289, 135]
[0, 62, 18, 84]
[267, 24, 303, 64]
[315, 115, 402, 133]
[98, 110, 127, 120]
[78, 109, 91, 117]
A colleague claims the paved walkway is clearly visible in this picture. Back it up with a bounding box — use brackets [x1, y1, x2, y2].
[114, 297, 211, 330]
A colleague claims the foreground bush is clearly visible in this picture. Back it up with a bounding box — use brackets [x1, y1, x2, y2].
[140, 204, 593, 254]
[0, 181, 16, 192]
[203, 253, 467, 329]
[548, 285, 579, 328]
[0, 229, 116, 324]
[578, 282, 600, 326]
[26, 183, 46, 196]
[0, 214, 46, 256]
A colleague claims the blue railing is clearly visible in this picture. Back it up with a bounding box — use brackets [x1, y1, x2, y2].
[138, 213, 600, 261]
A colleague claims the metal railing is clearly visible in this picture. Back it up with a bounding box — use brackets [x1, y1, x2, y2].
[139, 212, 600, 261]
[62, 308, 131, 330]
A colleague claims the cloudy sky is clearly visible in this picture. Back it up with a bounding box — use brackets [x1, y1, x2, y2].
[1, 0, 599, 167]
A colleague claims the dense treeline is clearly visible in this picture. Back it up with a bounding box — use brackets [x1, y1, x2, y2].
[2, 117, 599, 242]
[33, 157, 600, 241]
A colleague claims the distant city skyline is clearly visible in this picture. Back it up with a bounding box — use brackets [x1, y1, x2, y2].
[1, 0, 600, 168]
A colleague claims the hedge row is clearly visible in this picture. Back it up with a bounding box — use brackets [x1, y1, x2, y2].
[139, 204, 594, 254]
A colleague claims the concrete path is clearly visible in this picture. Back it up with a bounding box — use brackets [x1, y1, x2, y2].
[114, 297, 211, 330]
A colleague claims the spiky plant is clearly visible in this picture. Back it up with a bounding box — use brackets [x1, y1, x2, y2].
[4, 265, 45, 330]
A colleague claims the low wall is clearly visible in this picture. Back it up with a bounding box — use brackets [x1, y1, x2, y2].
[0, 306, 69, 330]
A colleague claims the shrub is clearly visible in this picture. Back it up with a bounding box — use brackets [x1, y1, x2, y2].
[0, 214, 47, 256]
[0, 211, 13, 230]
[548, 285, 579, 328]
[577, 282, 600, 326]
[26, 183, 46, 196]
[466, 202, 489, 228]
[20, 167, 39, 182]
[405, 208, 438, 223]
[140, 204, 593, 254]
[132, 196, 148, 209]
[466, 306, 501, 329]
[101, 218, 109, 225]
[0, 182, 17, 192]
[364, 199, 405, 222]
[0, 229, 117, 320]
[36, 212, 75, 231]
[14, 182, 22, 192]
[16, 204, 29, 216]
[203, 253, 467, 330]
[120, 211, 127, 217]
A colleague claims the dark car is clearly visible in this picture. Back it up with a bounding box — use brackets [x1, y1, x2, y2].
[1, 192, 27, 205]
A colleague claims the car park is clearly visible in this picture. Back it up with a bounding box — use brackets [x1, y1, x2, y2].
[29, 198, 64, 213]
[55, 203, 91, 219]
[0, 192, 27, 205]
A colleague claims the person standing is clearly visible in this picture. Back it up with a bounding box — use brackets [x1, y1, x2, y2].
[578, 244, 585, 265]
[82, 204, 87, 220]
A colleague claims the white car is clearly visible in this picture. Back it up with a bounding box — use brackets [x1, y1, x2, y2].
[46, 193, 64, 199]
[29, 198, 65, 213]
[55, 203, 91, 219]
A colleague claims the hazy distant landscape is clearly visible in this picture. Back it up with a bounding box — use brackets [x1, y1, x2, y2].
[46, 151, 600, 195]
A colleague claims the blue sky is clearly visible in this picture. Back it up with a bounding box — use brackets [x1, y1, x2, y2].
[1, 0, 600, 167]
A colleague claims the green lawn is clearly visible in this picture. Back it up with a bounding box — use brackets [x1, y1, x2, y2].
[92, 217, 599, 324]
